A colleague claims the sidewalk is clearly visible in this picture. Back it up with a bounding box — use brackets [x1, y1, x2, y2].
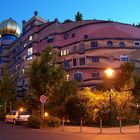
[42, 125, 140, 134]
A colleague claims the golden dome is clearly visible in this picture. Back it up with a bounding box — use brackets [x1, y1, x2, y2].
[0, 18, 20, 37]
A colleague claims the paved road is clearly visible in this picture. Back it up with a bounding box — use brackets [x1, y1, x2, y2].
[0, 122, 140, 140]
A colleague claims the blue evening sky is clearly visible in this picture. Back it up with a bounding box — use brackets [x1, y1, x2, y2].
[0, 0, 140, 27]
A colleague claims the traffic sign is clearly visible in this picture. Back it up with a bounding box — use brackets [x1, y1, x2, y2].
[40, 95, 48, 103]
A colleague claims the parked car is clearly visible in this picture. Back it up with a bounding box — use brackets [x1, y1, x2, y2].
[5, 110, 31, 124]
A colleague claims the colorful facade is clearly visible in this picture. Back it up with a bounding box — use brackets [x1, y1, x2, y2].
[1, 12, 140, 96]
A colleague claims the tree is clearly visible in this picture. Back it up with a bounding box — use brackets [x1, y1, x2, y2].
[48, 81, 78, 118]
[0, 66, 15, 104]
[27, 46, 66, 98]
[114, 62, 137, 91]
[65, 87, 136, 125]
[63, 19, 73, 23]
[75, 11, 83, 21]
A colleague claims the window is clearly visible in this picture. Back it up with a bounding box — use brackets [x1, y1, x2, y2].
[120, 55, 129, 61]
[27, 47, 33, 60]
[74, 72, 83, 82]
[29, 36, 33, 41]
[73, 46, 77, 52]
[119, 42, 125, 48]
[72, 33, 75, 38]
[0, 47, 3, 55]
[134, 41, 140, 47]
[79, 43, 85, 54]
[91, 42, 98, 48]
[92, 72, 100, 78]
[92, 56, 99, 62]
[73, 58, 77, 67]
[22, 68, 25, 74]
[64, 60, 70, 69]
[47, 35, 54, 43]
[24, 43, 27, 48]
[63, 33, 69, 40]
[109, 56, 114, 62]
[84, 34, 88, 39]
[60, 49, 69, 56]
[107, 41, 113, 48]
[79, 58, 85, 65]
[23, 55, 26, 60]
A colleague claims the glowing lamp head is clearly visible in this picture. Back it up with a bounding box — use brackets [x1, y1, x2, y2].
[44, 112, 49, 117]
[19, 107, 24, 112]
[104, 68, 114, 78]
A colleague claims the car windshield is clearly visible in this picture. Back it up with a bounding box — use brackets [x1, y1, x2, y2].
[19, 111, 30, 115]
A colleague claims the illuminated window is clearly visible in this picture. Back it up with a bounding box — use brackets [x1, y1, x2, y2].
[23, 55, 26, 60]
[60, 49, 69, 56]
[63, 50, 67, 55]
[27, 47, 33, 60]
[24, 43, 27, 48]
[29, 36, 33, 41]
[22, 68, 25, 74]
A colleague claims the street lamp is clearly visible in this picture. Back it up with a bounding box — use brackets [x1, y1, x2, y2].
[104, 68, 114, 126]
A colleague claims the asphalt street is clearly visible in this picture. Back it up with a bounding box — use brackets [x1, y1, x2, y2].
[0, 121, 140, 140]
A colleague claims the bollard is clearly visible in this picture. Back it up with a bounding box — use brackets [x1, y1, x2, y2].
[80, 117, 83, 133]
[119, 117, 122, 134]
[62, 118, 64, 131]
[4, 102, 7, 114]
[139, 119, 140, 132]
[99, 118, 102, 134]
[10, 102, 12, 112]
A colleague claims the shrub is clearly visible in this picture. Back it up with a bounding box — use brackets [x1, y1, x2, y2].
[0, 112, 6, 121]
[26, 115, 42, 129]
[44, 116, 60, 127]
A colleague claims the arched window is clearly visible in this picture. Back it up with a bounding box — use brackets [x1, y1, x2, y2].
[74, 72, 83, 82]
[0, 47, 3, 55]
[73, 46, 77, 52]
[119, 42, 125, 48]
[79, 43, 85, 54]
[107, 41, 113, 48]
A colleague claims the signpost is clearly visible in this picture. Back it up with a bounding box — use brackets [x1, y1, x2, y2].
[40, 95, 48, 120]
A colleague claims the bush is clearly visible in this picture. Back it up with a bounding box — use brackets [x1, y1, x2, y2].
[0, 112, 6, 121]
[26, 115, 42, 129]
[44, 116, 60, 127]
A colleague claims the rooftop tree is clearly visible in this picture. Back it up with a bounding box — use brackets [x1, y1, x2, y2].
[75, 11, 83, 21]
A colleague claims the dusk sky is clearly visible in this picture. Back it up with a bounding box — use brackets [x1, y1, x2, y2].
[0, 0, 140, 28]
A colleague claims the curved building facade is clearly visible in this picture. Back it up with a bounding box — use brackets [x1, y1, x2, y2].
[1, 12, 140, 96]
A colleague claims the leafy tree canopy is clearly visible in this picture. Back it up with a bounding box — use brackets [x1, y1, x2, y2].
[27, 46, 66, 98]
[75, 11, 83, 21]
[0, 65, 15, 103]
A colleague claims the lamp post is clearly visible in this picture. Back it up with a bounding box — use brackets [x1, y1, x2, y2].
[104, 68, 114, 126]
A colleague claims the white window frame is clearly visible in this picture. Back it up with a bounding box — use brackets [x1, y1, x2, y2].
[134, 41, 140, 47]
[120, 55, 129, 62]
